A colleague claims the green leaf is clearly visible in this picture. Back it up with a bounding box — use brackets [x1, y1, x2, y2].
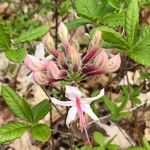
[130, 37, 150, 65]
[16, 25, 49, 43]
[94, 132, 105, 146]
[108, 0, 120, 10]
[75, 0, 100, 20]
[139, 0, 150, 8]
[143, 137, 150, 150]
[125, 0, 139, 45]
[32, 99, 50, 122]
[5, 49, 27, 63]
[66, 18, 92, 30]
[140, 25, 150, 39]
[0, 19, 11, 51]
[1, 86, 33, 122]
[0, 122, 29, 144]
[118, 96, 129, 111]
[102, 12, 125, 28]
[101, 27, 129, 50]
[103, 96, 119, 115]
[31, 124, 51, 142]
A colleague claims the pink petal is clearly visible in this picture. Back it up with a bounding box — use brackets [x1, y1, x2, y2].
[84, 68, 106, 76]
[105, 54, 121, 73]
[82, 104, 99, 120]
[24, 54, 47, 72]
[66, 106, 77, 127]
[33, 71, 49, 85]
[82, 65, 99, 74]
[94, 49, 108, 66]
[51, 97, 74, 106]
[65, 85, 82, 100]
[82, 48, 99, 64]
[47, 60, 61, 79]
[83, 89, 104, 103]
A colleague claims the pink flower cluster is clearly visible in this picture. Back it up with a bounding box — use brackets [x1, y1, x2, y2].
[24, 22, 121, 85]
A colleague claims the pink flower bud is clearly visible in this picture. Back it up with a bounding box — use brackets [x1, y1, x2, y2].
[64, 43, 80, 71]
[91, 30, 101, 49]
[82, 31, 101, 64]
[43, 33, 59, 58]
[58, 22, 69, 44]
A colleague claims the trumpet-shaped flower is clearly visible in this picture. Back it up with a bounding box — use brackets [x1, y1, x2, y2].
[51, 85, 104, 143]
[24, 43, 67, 85]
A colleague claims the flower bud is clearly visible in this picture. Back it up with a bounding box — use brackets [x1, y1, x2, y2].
[43, 33, 59, 58]
[58, 22, 69, 44]
[91, 30, 101, 49]
[65, 43, 80, 71]
[82, 31, 101, 64]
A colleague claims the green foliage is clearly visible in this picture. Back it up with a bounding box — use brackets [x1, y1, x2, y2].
[31, 124, 51, 142]
[125, 0, 139, 46]
[127, 137, 150, 150]
[32, 99, 51, 122]
[0, 122, 29, 144]
[0, 19, 11, 51]
[75, 0, 100, 20]
[67, 18, 92, 30]
[103, 96, 131, 121]
[139, 0, 150, 8]
[130, 26, 150, 65]
[101, 27, 129, 50]
[119, 86, 142, 105]
[0, 86, 51, 143]
[1, 86, 34, 122]
[143, 137, 150, 150]
[140, 72, 150, 80]
[102, 12, 125, 28]
[77, 132, 119, 150]
[94, 132, 105, 147]
[59, 0, 71, 15]
[5, 49, 27, 63]
[16, 25, 49, 43]
[108, 0, 120, 10]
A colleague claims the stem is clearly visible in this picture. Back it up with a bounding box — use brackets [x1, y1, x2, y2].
[54, 0, 58, 49]
[41, 86, 75, 149]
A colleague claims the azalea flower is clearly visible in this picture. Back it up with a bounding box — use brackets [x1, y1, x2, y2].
[51, 85, 104, 143]
[44, 22, 121, 80]
[24, 43, 67, 85]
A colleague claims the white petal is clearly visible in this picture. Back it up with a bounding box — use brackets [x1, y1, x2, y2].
[66, 106, 77, 127]
[83, 89, 104, 103]
[26, 73, 34, 83]
[35, 43, 45, 59]
[45, 54, 53, 60]
[51, 97, 74, 106]
[82, 104, 99, 120]
[65, 85, 82, 100]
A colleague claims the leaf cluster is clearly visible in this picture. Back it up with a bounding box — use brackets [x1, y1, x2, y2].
[0, 19, 49, 63]
[0, 86, 51, 144]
